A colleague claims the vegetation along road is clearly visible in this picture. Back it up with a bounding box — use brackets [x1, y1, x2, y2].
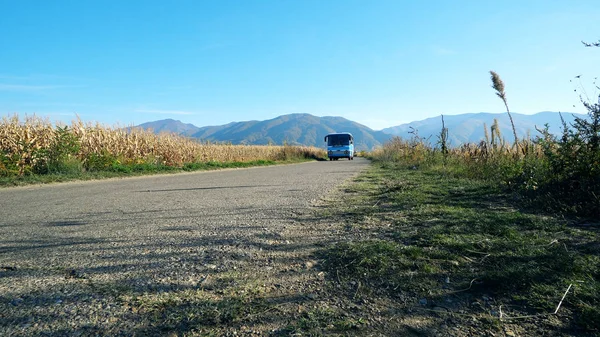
[0, 158, 370, 336]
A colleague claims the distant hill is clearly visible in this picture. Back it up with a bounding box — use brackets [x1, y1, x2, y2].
[136, 118, 200, 137]
[136, 114, 391, 151]
[381, 111, 585, 147]
[135, 111, 588, 150]
[192, 113, 391, 151]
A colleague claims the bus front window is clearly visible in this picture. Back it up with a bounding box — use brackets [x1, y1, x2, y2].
[328, 135, 349, 147]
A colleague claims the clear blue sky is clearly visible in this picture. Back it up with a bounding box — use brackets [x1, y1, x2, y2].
[1, 0, 598, 130]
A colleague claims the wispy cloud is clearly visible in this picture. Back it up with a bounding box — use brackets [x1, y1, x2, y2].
[0, 74, 89, 94]
[135, 109, 197, 116]
[431, 46, 457, 56]
[0, 75, 34, 81]
[0, 73, 90, 81]
[0, 83, 69, 91]
[17, 102, 89, 108]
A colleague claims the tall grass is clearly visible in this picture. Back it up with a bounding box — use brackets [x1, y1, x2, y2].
[490, 71, 520, 152]
[371, 72, 600, 219]
[372, 116, 598, 219]
[0, 115, 326, 178]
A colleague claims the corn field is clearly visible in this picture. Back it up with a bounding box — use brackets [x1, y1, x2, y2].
[0, 115, 326, 176]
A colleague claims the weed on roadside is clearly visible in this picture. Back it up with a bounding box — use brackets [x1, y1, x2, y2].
[317, 163, 600, 335]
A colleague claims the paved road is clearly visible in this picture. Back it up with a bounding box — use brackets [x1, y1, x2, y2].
[1, 158, 368, 235]
[0, 158, 370, 335]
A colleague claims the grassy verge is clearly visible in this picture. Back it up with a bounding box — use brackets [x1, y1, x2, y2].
[0, 158, 312, 187]
[317, 161, 599, 335]
[119, 278, 271, 335]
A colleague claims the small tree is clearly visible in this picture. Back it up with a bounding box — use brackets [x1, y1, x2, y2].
[573, 99, 600, 169]
[532, 93, 600, 217]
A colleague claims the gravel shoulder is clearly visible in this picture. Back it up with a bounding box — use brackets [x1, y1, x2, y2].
[0, 158, 370, 336]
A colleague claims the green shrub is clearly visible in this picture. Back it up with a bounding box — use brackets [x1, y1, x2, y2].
[516, 102, 600, 218]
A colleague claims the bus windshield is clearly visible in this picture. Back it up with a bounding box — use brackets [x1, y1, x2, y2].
[327, 134, 351, 147]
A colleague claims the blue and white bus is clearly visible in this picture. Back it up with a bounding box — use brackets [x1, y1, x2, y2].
[324, 132, 354, 161]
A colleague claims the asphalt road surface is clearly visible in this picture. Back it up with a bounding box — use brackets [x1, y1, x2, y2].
[1, 159, 369, 241]
[0, 158, 370, 335]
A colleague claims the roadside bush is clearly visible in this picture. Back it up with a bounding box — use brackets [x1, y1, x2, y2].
[513, 101, 600, 217]
[33, 125, 82, 174]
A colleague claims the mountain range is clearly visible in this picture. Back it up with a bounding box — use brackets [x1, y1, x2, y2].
[138, 113, 391, 151]
[381, 111, 584, 147]
[136, 111, 586, 150]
